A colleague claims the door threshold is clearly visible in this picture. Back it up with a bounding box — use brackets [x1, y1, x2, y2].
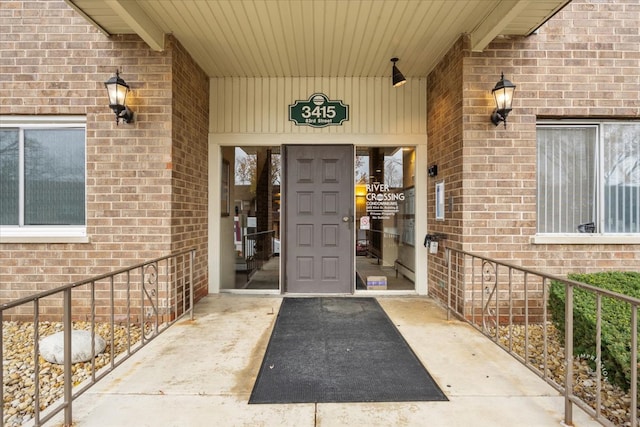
[354, 290, 419, 296]
[283, 292, 355, 297]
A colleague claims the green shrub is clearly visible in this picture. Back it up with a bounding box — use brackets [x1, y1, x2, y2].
[548, 271, 640, 392]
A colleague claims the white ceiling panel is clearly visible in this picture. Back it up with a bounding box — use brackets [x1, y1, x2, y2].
[65, 0, 571, 78]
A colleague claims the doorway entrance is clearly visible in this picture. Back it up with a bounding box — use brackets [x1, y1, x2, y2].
[226, 144, 418, 293]
[284, 145, 354, 293]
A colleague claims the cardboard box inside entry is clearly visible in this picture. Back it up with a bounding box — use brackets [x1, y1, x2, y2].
[366, 275, 387, 290]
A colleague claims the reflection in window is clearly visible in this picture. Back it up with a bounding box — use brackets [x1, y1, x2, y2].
[0, 125, 85, 228]
[25, 129, 85, 225]
[355, 146, 415, 291]
[603, 124, 640, 233]
[228, 146, 281, 290]
[0, 129, 19, 225]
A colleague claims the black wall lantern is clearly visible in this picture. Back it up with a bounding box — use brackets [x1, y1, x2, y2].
[391, 58, 407, 87]
[490, 72, 516, 128]
[104, 70, 134, 125]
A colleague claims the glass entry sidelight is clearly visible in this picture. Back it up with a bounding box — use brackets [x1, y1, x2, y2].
[225, 146, 281, 291]
[355, 146, 416, 291]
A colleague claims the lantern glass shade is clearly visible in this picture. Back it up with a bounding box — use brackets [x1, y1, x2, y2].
[493, 87, 513, 112]
[107, 80, 128, 108]
[492, 73, 515, 114]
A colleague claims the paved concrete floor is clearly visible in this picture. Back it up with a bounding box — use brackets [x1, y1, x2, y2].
[53, 295, 599, 427]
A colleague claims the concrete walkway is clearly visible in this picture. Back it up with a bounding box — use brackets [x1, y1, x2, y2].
[54, 295, 599, 427]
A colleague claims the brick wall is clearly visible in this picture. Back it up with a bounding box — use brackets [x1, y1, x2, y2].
[426, 37, 465, 307]
[427, 0, 640, 318]
[169, 38, 209, 301]
[0, 1, 209, 313]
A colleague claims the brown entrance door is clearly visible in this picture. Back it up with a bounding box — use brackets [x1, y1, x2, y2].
[284, 145, 354, 293]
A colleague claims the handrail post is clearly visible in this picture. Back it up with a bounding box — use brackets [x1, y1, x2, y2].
[480, 257, 485, 331]
[446, 247, 451, 320]
[0, 313, 3, 425]
[140, 265, 146, 343]
[631, 305, 637, 427]
[33, 300, 41, 424]
[564, 283, 574, 425]
[190, 249, 195, 321]
[63, 288, 73, 426]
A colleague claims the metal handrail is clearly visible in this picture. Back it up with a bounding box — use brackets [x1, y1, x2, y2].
[1, 248, 196, 427]
[240, 230, 276, 286]
[444, 247, 639, 427]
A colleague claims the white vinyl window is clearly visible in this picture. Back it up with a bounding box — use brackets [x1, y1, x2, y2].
[537, 121, 640, 235]
[0, 116, 86, 241]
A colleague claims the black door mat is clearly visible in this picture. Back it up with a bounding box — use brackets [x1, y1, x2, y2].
[249, 297, 448, 404]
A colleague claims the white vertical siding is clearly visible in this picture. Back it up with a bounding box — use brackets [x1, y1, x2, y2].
[210, 77, 427, 136]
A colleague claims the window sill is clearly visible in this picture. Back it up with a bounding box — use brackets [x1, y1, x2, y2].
[0, 227, 89, 244]
[531, 234, 640, 245]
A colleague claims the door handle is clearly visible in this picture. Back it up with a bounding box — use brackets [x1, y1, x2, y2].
[343, 209, 353, 230]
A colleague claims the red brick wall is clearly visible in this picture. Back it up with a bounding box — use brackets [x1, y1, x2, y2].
[169, 38, 209, 300]
[0, 1, 208, 311]
[427, 0, 640, 317]
[426, 36, 465, 307]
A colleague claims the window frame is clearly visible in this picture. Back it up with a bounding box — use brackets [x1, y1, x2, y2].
[533, 119, 640, 245]
[0, 116, 88, 243]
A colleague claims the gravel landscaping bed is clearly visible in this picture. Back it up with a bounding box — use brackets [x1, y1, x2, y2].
[496, 322, 638, 427]
[3, 321, 143, 427]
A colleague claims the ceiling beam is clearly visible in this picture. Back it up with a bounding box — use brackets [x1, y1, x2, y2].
[105, 0, 165, 51]
[469, 0, 530, 52]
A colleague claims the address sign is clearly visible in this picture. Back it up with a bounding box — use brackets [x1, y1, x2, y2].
[289, 93, 349, 128]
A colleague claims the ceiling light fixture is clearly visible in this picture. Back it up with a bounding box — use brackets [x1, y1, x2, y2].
[391, 58, 407, 87]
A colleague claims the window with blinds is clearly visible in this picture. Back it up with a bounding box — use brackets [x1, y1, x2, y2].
[0, 117, 86, 237]
[537, 122, 640, 234]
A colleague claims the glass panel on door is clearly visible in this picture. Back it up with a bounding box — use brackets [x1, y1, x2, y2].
[355, 146, 415, 291]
